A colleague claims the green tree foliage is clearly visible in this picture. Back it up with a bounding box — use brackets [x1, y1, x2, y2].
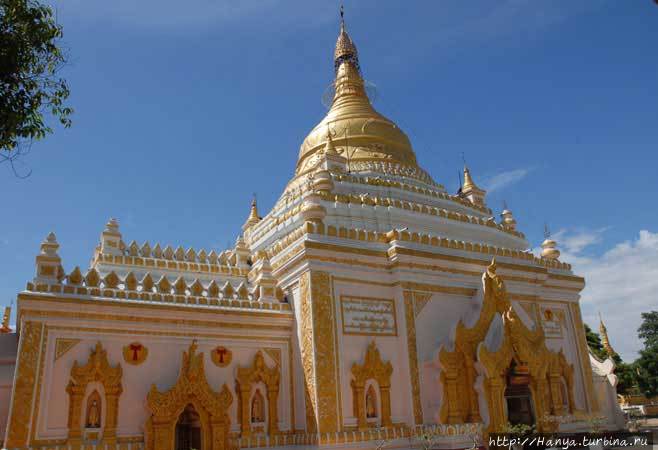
[636, 346, 658, 398]
[638, 311, 658, 349]
[0, 0, 72, 165]
[636, 311, 658, 397]
[585, 324, 607, 360]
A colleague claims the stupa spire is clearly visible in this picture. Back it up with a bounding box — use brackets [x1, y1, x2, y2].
[599, 312, 616, 357]
[295, 6, 418, 174]
[334, 5, 359, 73]
[541, 224, 561, 260]
[460, 166, 486, 206]
[242, 196, 261, 231]
[332, 6, 367, 105]
[0, 302, 11, 333]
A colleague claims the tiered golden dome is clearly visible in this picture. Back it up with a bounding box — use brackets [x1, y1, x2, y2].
[296, 19, 418, 174]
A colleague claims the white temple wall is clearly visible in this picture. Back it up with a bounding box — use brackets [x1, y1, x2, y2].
[31, 318, 294, 442]
[330, 279, 412, 427]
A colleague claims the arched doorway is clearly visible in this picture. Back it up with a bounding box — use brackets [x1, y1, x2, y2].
[145, 341, 233, 450]
[175, 404, 202, 450]
[504, 360, 535, 426]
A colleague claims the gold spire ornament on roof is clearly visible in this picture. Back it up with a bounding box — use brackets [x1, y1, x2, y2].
[242, 196, 261, 231]
[541, 224, 561, 261]
[459, 166, 486, 206]
[1, 303, 11, 333]
[599, 312, 616, 357]
[334, 6, 359, 73]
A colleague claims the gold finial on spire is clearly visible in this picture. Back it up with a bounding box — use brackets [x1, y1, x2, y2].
[599, 312, 616, 357]
[541, 223, 561, 260]
[242, 195, 261, 231]
[460, 165, 486, 206]
[500, 201, 517, 231]
[1, 301, 12, 333]
[323, 127, 338, 155]
[462, 166, 476, 190]
[334, 5, 359, 73]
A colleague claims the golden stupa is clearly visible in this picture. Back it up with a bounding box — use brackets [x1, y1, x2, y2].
[296, 19, 418, 175]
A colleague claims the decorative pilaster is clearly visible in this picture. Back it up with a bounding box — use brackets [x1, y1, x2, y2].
[5, 321, 43, 448]
[484, 377, 506, 432]
[403, 291, 423, 425]
[439, 364, 463, 424]
[380, 386, 392, 428]
[103, 387, 122, 444]
[267, 387, 280, 436]
[549, 373, 565, 415]
[239, 385, 252, 437]
[210, 420, 229, 450]
[465, 359, 482, 423]
[351, 382, 366, 430]
[65, 384, 85, 447]
[298, 271, 340, 433]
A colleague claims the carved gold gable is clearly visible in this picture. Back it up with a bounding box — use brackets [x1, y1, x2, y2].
[55, 338, 81, 361]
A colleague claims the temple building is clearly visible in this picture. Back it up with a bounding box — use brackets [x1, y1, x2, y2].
[0, 13, 623, 450]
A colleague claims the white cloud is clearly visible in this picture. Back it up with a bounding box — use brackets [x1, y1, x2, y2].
[552, 227, 609, 254]
[553, 229, 658, 362]
[482, 168, 531, 194]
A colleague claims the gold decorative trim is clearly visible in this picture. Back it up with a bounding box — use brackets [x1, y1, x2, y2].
[263, 348, 281, 367]
[19, 291, 292, 317]
[310, 271, 340, 433]
[67, 342, 123, 445]
[403, 292, 423, 425]
[298, 272, 317, 432]
[145, 340, 233, 450]
[55, 337, 80, 361]
[351, 342, 393, 430]
[438, 259, 577, 432]
[5, 321, 43, 448]
[413, 293, 432, 318]
[236, 350, 281, 437]
[30, 324, 49, 444]
[18, 306, 292, 332]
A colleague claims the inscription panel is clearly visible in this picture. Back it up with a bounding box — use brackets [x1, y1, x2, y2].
[340, 296, 397, 336]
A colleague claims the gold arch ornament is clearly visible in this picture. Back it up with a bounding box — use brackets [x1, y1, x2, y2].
[438, 259, 577, 432]
[145, 340, 233, 450]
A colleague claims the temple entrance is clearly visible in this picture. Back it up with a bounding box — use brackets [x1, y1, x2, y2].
[175, 404, 202, 450]
[505, 361, 535, 426]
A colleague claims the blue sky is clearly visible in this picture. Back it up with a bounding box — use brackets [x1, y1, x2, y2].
[2, 0, 657, 361]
